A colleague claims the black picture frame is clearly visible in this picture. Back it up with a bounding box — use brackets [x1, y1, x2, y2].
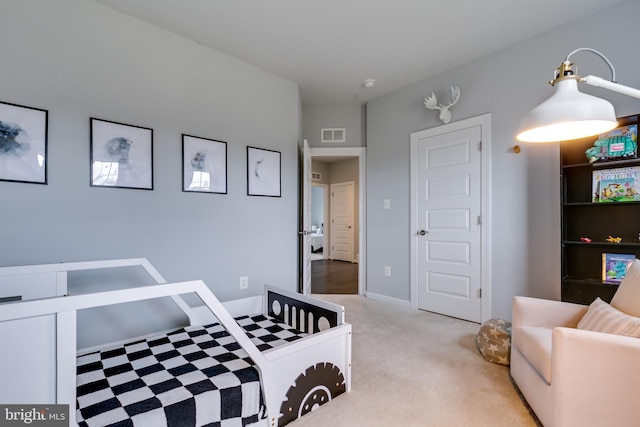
[0, 100, 48, 185]
[247, 146, 281, 197]
[182, 134, 227, 194]
[90, 118, 153, 190]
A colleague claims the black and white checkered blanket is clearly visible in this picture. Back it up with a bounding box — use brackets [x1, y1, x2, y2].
[76, 315, 307, 427]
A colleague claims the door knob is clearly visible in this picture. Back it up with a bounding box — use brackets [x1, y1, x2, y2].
[417, 230, 428, 236]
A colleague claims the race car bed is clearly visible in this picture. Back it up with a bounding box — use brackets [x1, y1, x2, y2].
[0, 259, 352, 426]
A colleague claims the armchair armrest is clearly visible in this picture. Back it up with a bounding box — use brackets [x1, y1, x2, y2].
[512, 296, 587, 329]
[552, 327, 640, 427]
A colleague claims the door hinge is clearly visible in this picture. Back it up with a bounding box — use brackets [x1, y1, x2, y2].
[477, 215, 482, 225]
[478, 141, 482, 151]
[478, 288, 482, 298]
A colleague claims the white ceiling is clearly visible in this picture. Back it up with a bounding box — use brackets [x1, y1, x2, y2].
[95, 0, 625, 106]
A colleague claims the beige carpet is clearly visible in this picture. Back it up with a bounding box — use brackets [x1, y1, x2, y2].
[289, 294, 539, 427]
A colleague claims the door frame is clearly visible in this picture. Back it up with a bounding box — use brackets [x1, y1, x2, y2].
[410, 114, 492, 322]
[310, 147, 366, 296]
[301, 140, 312, 295]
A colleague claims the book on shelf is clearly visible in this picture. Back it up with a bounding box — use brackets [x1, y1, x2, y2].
[602, 253, 636, 284]
[592, 166, 640, 203]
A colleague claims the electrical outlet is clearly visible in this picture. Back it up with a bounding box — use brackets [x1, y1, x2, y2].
[384, 199, 391, 210]
[240, 276, 249, 289]
[384, 266, 391, 277]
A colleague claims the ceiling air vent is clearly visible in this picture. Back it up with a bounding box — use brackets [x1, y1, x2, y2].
[321, 128, 346, 143]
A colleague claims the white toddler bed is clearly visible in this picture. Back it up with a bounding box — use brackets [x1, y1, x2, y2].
[0, 259, 351, 426]
[310, 233, 324, 253]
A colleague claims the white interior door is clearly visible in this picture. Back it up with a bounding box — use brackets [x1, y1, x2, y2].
[301, 140, 312, 295]
[414, 124, 483, 322]
[330, 181, 355, 262]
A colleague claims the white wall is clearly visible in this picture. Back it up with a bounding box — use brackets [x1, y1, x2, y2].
[365, 0, 640, 320]
[311, 185, 324, 227]
[0, 0, 301, 345]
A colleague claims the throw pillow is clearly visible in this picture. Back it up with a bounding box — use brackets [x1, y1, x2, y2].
[611, 259, 640, 317]
[578, 297, 640, 337]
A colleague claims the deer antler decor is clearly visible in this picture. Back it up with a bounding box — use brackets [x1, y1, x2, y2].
[424, 86, 461, 124]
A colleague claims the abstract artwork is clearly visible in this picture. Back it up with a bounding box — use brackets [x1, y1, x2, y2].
[0, 100, 48, 184]
[182, 134, 227, 194]
[247, 146, 281, 197]
[90, 118, 153, 190]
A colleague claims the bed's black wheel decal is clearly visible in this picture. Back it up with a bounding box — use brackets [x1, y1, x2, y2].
[278, 362, 346, 426]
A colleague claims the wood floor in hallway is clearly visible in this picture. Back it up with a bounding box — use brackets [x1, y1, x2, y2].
[311, 259, 358, 294]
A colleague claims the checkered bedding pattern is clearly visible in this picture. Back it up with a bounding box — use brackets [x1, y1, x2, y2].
[76, 315, 307, 427]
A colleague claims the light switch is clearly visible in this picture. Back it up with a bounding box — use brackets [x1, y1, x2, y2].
[384, 199, 391, 209]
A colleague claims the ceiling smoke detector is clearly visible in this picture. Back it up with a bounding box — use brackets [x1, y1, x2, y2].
[363, 79, 375, 88]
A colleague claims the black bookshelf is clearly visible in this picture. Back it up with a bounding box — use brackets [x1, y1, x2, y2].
[561, 114, 640, 304]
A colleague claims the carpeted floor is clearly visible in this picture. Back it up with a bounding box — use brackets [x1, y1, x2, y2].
[289, 294, 540, 427]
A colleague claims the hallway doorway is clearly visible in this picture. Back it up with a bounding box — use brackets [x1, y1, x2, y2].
[305, 147, 366, 295]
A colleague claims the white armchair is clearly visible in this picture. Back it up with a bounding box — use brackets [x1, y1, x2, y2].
[511, 295, 640, 427]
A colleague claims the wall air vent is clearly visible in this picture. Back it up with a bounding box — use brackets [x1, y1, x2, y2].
[321, 128, 346, 143]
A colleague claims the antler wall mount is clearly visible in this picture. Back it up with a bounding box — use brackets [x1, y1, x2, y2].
[424, 86, 461, 124]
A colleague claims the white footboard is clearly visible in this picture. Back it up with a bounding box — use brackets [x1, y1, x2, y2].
[260, 286, 351, 426]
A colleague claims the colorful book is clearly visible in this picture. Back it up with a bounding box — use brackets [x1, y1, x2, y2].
[592, 166, 640, 203]
[602, 253, 636, 283]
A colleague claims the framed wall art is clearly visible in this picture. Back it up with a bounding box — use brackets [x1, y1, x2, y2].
[90, 118, 153, 190]
[182, 134, 227, 194]
[247, 146, 281, 197]
[0, 100, 48, 185]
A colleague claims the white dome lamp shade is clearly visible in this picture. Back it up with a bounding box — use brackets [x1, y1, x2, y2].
[516, 48, 640, 143]
[516, 78, 617, 143]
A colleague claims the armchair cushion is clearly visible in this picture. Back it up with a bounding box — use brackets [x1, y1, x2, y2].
[578, 297, 640, 337]
[514, 326, 552, 383]
[611, 259, 640, 317]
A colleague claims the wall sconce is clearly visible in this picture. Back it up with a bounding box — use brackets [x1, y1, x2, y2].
[516, 48, 640, 143]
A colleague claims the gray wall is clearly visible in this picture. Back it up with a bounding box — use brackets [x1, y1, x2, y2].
[1, 0, 301, 345]
[303, 105, 365, 147]
[366, 0, 640, 319]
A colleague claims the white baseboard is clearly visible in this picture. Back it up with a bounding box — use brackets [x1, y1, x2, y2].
[365, 291, 411, 308]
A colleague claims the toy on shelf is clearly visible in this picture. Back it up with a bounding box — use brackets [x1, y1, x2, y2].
[584, 124, 637, 163]
[580, 237, 592, 243]
[606, 236, 623, 243]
